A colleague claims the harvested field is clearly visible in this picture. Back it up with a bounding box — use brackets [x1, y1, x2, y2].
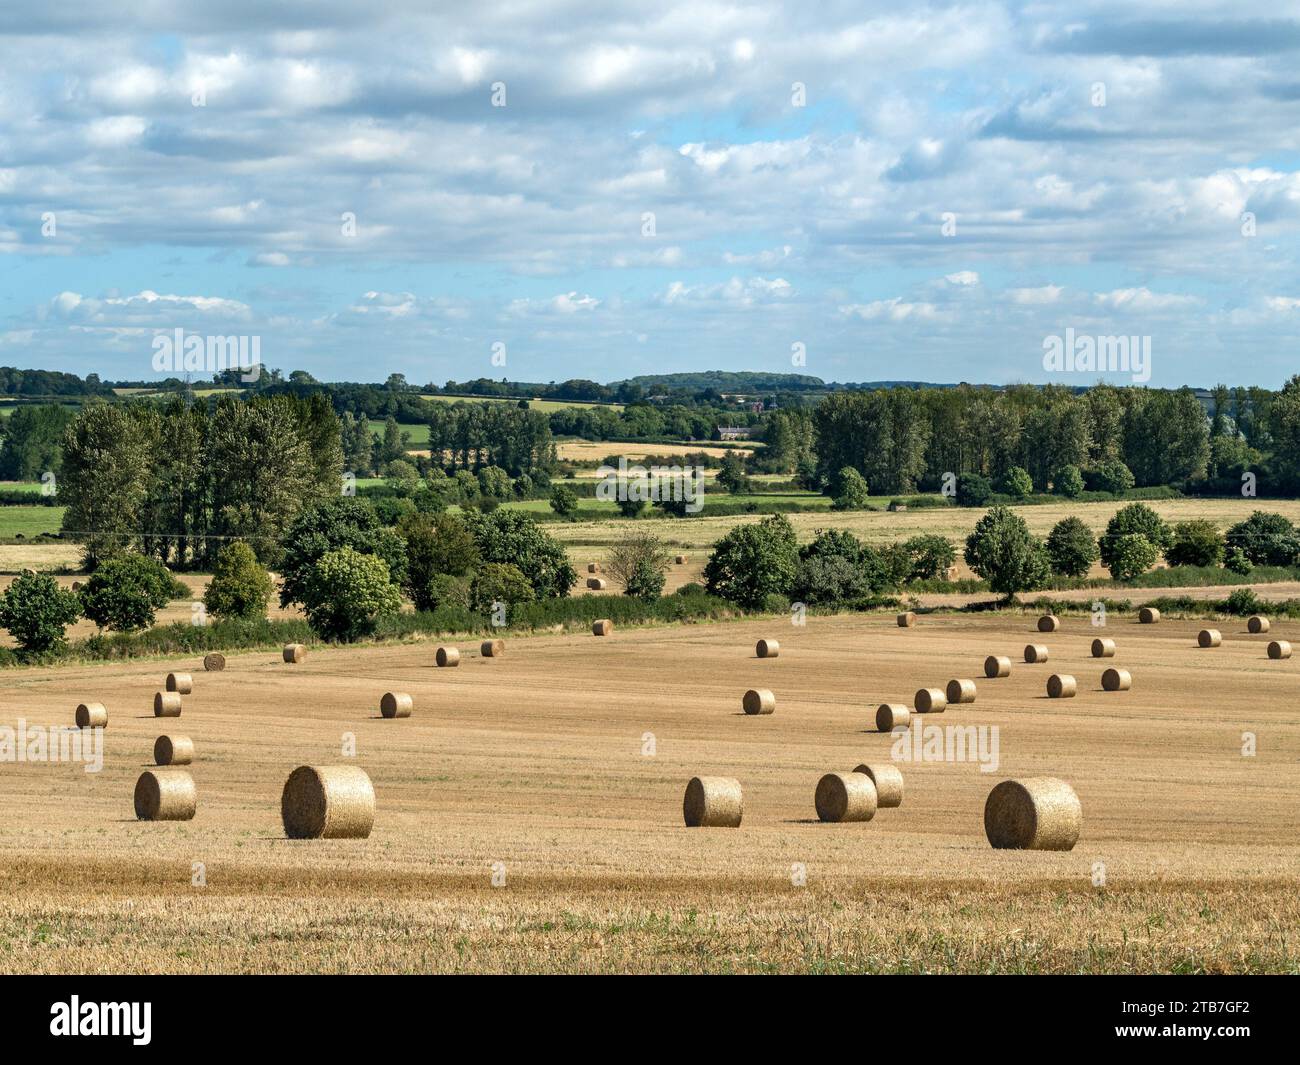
[0, 612, 1296, 973]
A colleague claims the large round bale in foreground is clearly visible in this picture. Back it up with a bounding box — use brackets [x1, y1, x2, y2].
[435, 646, 460, 668]
[945, 678, 977, 705]
[897, 611, 916, 628]
[1101, 667, 1132, 692]
[281, 765, 375, 839]
[165, 671, 193, 694]
[852, 763, 904, 808]
[984, 655, 1011, 679]
[755, 638, 780, 659]
[1091, 638, 1116, 658]
[1268, 640, 1292, 660]
[380, 692, 413, 719]
[1046, 674, 1077, 699]
[815, 772, 877, 823]
[480, 638, 505, 657]
[1248, 615, 1270, 634]
[1139, 607, 1160, 624]
[592, 619, 613, 637]
[1037, 614, 1060, 632]
[914, 687, 947, 713]
[984, 777, 1081, 851]
[1024, 643, 1049, 664]
[682, 776, 742, 827]
[203, 652, 226, 672]
[134, 769, 197, 821]
[586, 577, 607, 590]
[1198, 628, 1222, 648]
[283, 643, 307, 663]
[153, 691, 182, 717]
[876, 703, 910, 732]
[742, 688, 776, 715]
[153, 734, 194, 766]
[75, 702, 107, 729]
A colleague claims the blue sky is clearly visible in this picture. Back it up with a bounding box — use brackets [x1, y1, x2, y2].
[1, 1, 1299, 387]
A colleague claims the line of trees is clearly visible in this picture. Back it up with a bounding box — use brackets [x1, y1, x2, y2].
[424, 401, 555, 476]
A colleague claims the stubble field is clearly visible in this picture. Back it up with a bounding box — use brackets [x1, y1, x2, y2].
[1, 611, 1296, 973]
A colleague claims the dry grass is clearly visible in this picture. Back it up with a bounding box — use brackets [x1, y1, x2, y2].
[0, 612, 1297, 972]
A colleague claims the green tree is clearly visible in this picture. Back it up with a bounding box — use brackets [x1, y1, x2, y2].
[203, 541, 274, 620]
[956, 473, 993, 507]
[831, 467, 871, 510]
[717, 452, 751, 494]
[469, 562, 535, 615]
[1087, 461, 1135, 495]
[301, 546, 402, 641]
[79, 553, 175, 632]
[549, 484, 579, 519]
[0, 572, 82, 654]
[1166, 520, 1224, 568]
[1106, 534, 1159, 581]
[963, 506, 1049, 600]
[464, 509, 577, 598]
[703, 514, 799, 608]
[1225, 511, 1300, 566]
[397, 512, 480, 611]
[1045, 516, 1099, 577]
[279, 498, 408, 610]
[1000, 466, 1034, 499]
[605, 530, 672, 601]
[0, 404, 76, 480]
[900, 534, 957, 582]
[1099, 503, 1171, 573]
[1054, 465, 1084, 498]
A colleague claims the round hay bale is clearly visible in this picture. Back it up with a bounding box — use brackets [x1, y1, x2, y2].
[587, 562, 600, 574]
[1101, 667, 1132, 692]
[153, 691, 182, 717]
[75, 702, 107, 729]
[153, 734, 193, 766]
[675, 554, 688, 565]
[897, 611, 916, 628]
[742, 688, 776, 715]
[755, 638, 780, 658]
[945, 678, 977, 705]
[71, 580, 82, 591]
[984, 655, 1011, 679]
[134, 769, 197, 822]
[1046, 674, 1077, 699]
[586, 577, 607, 590]
[480, 638, 505, 657]
[984, 777, 1081, 851]
[1198, 628, 1222, 648]
[876, 704, 909, 732]
[1138, 606, 1160, 624]
[852, 763, 904, 808]
[814, 772, 877, 823]
[283, 643, 307, 663]
[281, 765, 375, 839]
[1090, 637, 1116, 658]
[592, 619, 613, 636]
[1248, 615, 1270, 634]
[203, 652, 226, 672]
[1267, 640, 1292, 660]
[1037, 614, 1060, 632]
[165, 671, 193, 694]
[1024, 643, 1049, 664]
[380, 692, 413, 719]
[914, 687, 947, 713]
[682, 776, 742, 827]
[435, 646, 461, 668]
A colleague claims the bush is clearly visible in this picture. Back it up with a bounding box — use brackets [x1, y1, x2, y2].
[1225, 511, 1300, 566]
[301, 546, 402, 642]
[464, 509, 577, 599]
[677, 582, 707, 597]
[956, 473, 994, 507]
[616, 497, 647, 518]
[203, 541, 273, 621]
[549, 485, 579, 519]
[0, 571, 82, 654]
[469, 562, 536, 615]
[703, 514, 799, 608]
[605, 530, 672, 601]
[80, 554, 175, 632]
[1100, 503, 1171, 574]
[1000, 466, 1034, 499]
[1224, 587, 1262, 616]
[398, 512, 479, 611]
[791, 554, 870, 605]
[899, 534, 956, 582]
[1086, 461, 1136, 495]
[1225, 547, 1253, 575]
[1054, 465, 1084, 498]
[831, 467, 871, 510]
[279, 498, 408, 610]
[963, 506, 1050, 600]
[1045, 516, 1099, 577]
[1165, 520, 1224, 568]
[1106, 533, 1159, 581]
[426, 573, 471, 612]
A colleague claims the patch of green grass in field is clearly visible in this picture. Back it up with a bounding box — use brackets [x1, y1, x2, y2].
[0, 506, 65, 538]
[371, 422, 432, 446]
[0, 482, 45, 494]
